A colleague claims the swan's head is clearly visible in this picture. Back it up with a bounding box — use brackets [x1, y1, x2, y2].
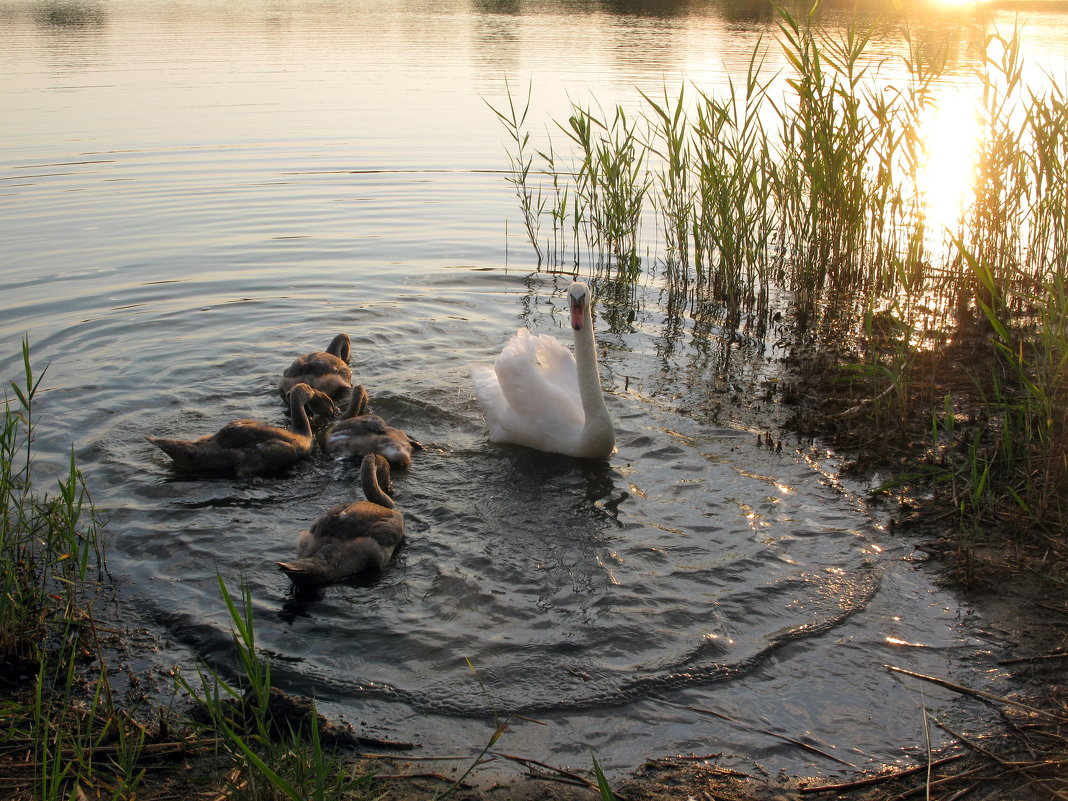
[568, 282, 591, 330]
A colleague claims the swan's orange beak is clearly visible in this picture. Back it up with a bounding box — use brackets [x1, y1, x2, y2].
[570, 294, 586, 330]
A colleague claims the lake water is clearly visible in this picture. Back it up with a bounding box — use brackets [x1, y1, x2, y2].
[3, 0, 1067, 785]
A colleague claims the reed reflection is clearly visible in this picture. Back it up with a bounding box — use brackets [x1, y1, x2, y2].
[34, 0, 105, 28]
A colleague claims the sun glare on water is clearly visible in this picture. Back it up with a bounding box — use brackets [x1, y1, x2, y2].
[927, 0, 990, 7]
[915, 87, 982, 234]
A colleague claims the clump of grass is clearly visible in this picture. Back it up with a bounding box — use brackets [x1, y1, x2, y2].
[950, 240, 1068, 535]
[643, 86, 693, 281]
[175, 573, 375, 801]
[487, 80, 546, 265]
[1, 338, 105, 669]
[690, 57, 775, 322]
[0, 339, 156, 800]
[564, 102, 650, 278]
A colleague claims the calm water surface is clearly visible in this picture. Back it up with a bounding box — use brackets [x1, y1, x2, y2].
[3, 0, 1067, 781]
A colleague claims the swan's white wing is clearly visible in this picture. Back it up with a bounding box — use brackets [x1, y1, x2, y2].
[472, 328, 584, 452]
[527, 330, 580, 397]
[495, 329, 582, 427]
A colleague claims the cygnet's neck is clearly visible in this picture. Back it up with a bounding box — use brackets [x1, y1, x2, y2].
[288, 391, 314, 439]
[343, 385, 369, 419]
[361, 455, 395, 509]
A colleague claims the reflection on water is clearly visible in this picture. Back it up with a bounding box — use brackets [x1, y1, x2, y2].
[918, 87, 981, 236]
[2, 0, 1066, 779]
[34, 1, 104, 27]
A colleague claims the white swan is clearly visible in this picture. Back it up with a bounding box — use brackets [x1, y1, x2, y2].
[472, 281, 614, 459]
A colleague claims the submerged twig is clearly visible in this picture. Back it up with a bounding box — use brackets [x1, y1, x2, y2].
[682, 704, 860, 768]
[490, 750, 630, 800]
[885, 665, 1067, 721]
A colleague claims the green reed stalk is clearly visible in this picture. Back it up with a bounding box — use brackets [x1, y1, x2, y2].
[564, 104, 601, 264]
[1025, 79, 1068, 290]
[564, 103, 648, 277]
[487, 80, 545, 264]
[772, 6, 880, 304]
[592, 753, 618, 801]
[1, 338, 105, 666]
[691, 51, 774, 320]
[951, 235, 1068, 528]
[953, 27, 1028, 327]
[534, 139, 572, 266]
[433, 659, 510, 801]
[888, 24, 947, 302]
[642, 85, 693, 278]
[0, 340, 154, 800]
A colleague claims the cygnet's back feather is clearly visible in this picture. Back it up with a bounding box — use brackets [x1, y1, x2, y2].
[277, 453, 404, 585]
[146, 383, 334, 477]
[323, 384, 420, 468]
[279, 333, 353, 400]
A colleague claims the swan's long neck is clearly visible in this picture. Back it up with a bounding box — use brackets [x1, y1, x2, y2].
[573, 305, 614, 451]
[361, 454, 396, 508]
[288, 390, 315, 440]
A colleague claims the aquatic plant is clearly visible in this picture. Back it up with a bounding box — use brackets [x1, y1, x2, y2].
[486, 80, 545, 265]
[492, 10, 1068, 543]
[564, 102, 650, 277]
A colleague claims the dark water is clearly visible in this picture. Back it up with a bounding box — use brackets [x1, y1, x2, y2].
[3, 0, 1066, 781]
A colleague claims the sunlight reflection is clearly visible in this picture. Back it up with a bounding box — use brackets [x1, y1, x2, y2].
[916, 87, 981, 234]
[927, 0, 990, 7]
[885, 635, 928, 648]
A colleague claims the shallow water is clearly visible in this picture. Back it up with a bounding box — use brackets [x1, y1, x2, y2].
[3, 0, 1067, 781]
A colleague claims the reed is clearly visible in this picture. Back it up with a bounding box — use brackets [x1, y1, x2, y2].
[954, 239, 1068, 531]
[486, 80, 545, 264]
[642, 86, 693, 280]
[591, 753, 618, 801]
[0, 340, 156, 800]
[690, 56, 774, 318]
[491, 9, 1068, 542]
[564, 102, 650, 278]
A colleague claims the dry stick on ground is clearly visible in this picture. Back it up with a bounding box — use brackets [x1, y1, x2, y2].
[938, 720, 1068, 801]
[373, 772, 472, 785]
[835, 381, 896, 418]
[884, 761, 1000, 801]
[798, 754, 966, 795]
[997, 650, 1068, 666]
[357, 753, 475, 762]
[884, 667, 1068, 801]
